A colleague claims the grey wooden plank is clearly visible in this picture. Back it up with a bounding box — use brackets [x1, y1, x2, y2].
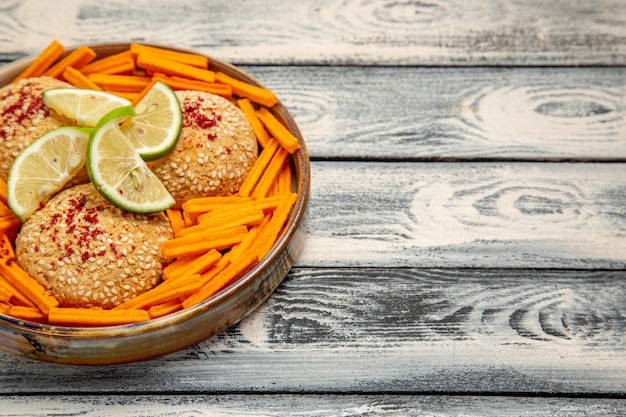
[301, 161, 626, 268]
[0, 63, 623, 161]
[0, 0, 624, 66]
[0, 394, 624, 417]
[0, 268, 623, 395]
[246, 66, 626, 161]
[1, 64, 623, 161]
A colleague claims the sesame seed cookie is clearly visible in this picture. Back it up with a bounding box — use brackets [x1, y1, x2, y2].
[0, 77, 81, 182]
[15, 183, 174, 309]
[148, 90, 258, 204]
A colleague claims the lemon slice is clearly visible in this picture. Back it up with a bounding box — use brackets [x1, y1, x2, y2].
[120, 81, 182, 161]
[87, 110, 175, 213]
[42, 88, 132, 127]
[7, 126, 91, 221]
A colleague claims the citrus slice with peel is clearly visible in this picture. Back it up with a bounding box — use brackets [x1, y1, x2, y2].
[87, 110, 175, 213]
[7, 126, 91, 221]
[42, 88, 132, 127]
[120, 81, 182, 161]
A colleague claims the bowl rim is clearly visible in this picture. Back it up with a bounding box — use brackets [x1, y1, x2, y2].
[0, 42, 310, 339]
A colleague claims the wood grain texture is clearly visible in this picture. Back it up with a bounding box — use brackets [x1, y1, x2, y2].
[0, 394, 624, 417]
[246, 66, 626, 160]
[0, 268, 623, 395]
[0, 0, 624, 66]
[0, 0, 624, 411]
[302, 161, 626, 268]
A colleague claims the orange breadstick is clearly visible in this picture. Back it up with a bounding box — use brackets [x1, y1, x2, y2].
[180, 195, 253, 224]
[182, 226, 262, 308]
[0, 237, 34, 308]
[0, 277, 36, 309]
[0, 286, 11, 303]
[166, 208, 186, 238]
[48, 307, 150, 327]
[161, 235, 245, 260]
[237, 98, 271, 148]
[193, 211, 265, 238]
[89, 57, 135, 75]
[148, 300, 183, 319]
[238, 138, 280, 197]
[154, 74, 232, 98]
[182, 209, 196, 228]
[130, 43, 209, 68]
[131, 77, 159, 106]
[62, 67, 103, 90]
[255, 192, 298, 259]
[197, 255, 231, 285]
[0, 200, 13, 217]
[0, 302, 9, 315]
[9, 305, 48, 323]
[174, 256, 232, 307]
[182, 195, 252, 209]
[215, 72, 278, 107]
[161, 228, 248, 259]
[88, 74, 152, 92]
[163, 224, 248, 251]
[182, 245, 258, 308]
[0, 233, 15, 259]
[277, 159, 293, 195]
[256, 107, 300, 154]
[0, 260, 58, 314]
[163, 249, 221, 282]
[136, 53, 216, 84]
[0, 177, 7, 205]
[109, 91, 140, 102]
[12, 40, 65, 83]
[43, 45, 97, 79]
[114, 275, 203, 310]
[252, 147, 289, 199]
[162, 255, 196, 280]
[183, 208, 264, 235]
[80, 50, 135, 75]
[183, 195, 281, 216]
[0, 215, 21, 237]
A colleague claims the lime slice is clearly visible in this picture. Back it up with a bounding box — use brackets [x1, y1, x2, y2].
[87, 111, 175, 213]
[96, 104, 136, 126]
[43, 88, 132, 127]
[7, 126, 91, 221]
[120, 81, 182, 161]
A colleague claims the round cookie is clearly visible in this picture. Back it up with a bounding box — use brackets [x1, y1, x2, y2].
[0, 76, 78, 182]
[149, 90, 258, 204]
[15, 183, 174, 309]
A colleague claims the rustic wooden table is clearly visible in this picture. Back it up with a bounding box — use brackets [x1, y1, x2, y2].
[0, 0, 625, 415]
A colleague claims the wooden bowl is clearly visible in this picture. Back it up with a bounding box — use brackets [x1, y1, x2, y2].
[0, 43, 309, 365]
